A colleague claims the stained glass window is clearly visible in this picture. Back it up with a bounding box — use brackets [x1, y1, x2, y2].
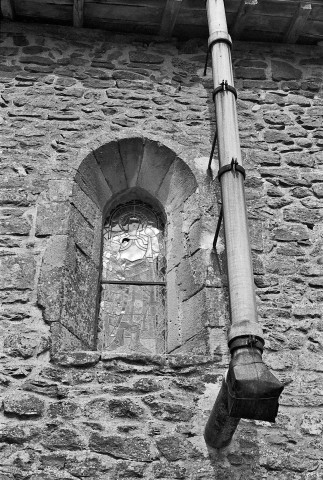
[98, 200, 166, 354]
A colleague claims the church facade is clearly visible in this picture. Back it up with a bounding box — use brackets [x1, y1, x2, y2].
[0, 8, 322, 479]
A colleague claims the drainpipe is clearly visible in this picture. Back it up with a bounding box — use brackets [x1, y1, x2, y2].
[204, 0, 284, 449]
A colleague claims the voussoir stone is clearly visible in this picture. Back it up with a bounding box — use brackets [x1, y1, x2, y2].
[3, 393, 45, 417]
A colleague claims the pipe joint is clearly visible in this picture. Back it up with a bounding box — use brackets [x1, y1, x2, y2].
[228, 320, 263, 345]
[208, 30, 232, 49]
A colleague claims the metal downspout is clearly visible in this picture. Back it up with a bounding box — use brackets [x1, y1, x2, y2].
[204, 0, 284, 449]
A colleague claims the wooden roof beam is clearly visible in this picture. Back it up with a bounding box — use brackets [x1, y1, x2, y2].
[73, 0, 84, 28]
[159, 0, 182, 38]
[1, 0, 15, 20]
[284, 1, 312, 44]
[230, 0, 258, 39]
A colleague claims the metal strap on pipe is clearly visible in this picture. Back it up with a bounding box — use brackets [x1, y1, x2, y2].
[213, 80, 238, 101]
[228, 335, 265, 353]
[218, 158, 246, 181]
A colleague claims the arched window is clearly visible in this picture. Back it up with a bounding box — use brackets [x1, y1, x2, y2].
[98, 200, 167, 354]
[38, 136, 213, 357]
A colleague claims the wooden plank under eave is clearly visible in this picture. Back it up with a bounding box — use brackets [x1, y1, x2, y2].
[284, 1, 312, 43]
[159, 0, 182, 37]
[73, 0, 84, 27]
[230, 0, 258, 39]
[1, 0, 15, 20]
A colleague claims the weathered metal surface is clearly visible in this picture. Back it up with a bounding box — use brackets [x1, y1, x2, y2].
[204, 378, 240, 449]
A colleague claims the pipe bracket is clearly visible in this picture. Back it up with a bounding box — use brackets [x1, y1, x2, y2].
[218, 158, 245, 181]
[213, 80, 238, 101]
[228, 335, 264, 353]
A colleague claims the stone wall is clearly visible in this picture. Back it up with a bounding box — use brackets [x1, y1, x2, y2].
[0, 21, 322, 479]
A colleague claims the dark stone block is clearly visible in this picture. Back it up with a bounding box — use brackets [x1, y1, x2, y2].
[47, 113, 80, 121]
[48, 400, 80, 419]
[272, 61, 302, 81]
[108, 398, 144, 418]
[267, 197, 293, 209]
[101, 352, 166, 366]
[313, 184, 323, 198]
[22, 46, 50, 55]
[0, 189, 29, 206]
[235, 67, 266, 80]
[142, 395, 194, 422]
[263, 111, 293, 125]
[0, 425, 40, 444]
[20, 56, 54, 66]
[3, 393, 44, 417]
[112, 70, 147, 81]
[284, 152, 315, 167]
[263, 130, 293, 144]
[167, 354, 212, 368]
[13, 36, 29, 46]
[65, 454, 109, 477]
[133, 378, 161, 393]
[156, 435, 187, 461]
[40, 453, 66, 469]
[0, 47, 19, 56]
[84, 398, 110, 420]
[283, 207, 321, 227]
[22, 379, 60, 398]
[308, 278, 323, 288]
[273, 225, 309, 242]
[42, 427, 86, 450]
[82, 78, 115, 89]
[114, 461, 146, 478]
[53, 351, 100, 367]
[3, 331, 50, 359]
[89, 432, 157, 461]
[276, 244, 304, 256]
[129, 52, 164, 64]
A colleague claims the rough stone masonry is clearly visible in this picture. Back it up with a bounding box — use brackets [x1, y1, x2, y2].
[0, 20, 322, 480]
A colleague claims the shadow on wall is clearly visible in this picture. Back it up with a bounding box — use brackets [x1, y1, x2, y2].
[37, 135, 204, 357]
[208, 421, 261, 479]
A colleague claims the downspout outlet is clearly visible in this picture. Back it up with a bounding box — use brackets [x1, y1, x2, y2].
[204, 342, 284, 449]
[226, 342, 284, 422]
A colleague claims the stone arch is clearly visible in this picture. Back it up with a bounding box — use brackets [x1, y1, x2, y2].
[38, 135, 208, 356]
